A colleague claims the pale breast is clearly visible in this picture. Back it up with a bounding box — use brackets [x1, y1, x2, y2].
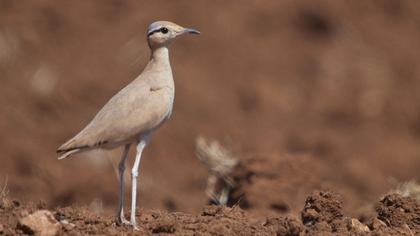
[151, 85, 174, 126]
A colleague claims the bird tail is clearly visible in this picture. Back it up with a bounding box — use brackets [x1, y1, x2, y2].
[57, 148, 82, 160]
[56, 138, 90, 160]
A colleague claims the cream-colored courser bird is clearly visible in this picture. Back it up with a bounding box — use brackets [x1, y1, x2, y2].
[57, 21, 199, 229]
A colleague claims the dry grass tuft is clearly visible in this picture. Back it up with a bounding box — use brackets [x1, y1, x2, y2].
[195, 137, 239, 205]
[1, 175, 9, 198]
[390, 180, 420, 201]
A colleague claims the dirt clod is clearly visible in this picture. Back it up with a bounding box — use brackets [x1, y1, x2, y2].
[375, 194, 420, 235]
[152, 224, 176, 234]
[17, 210, 60, 236]
[201, 205, 224, 216]
[301, 191, 344, 225]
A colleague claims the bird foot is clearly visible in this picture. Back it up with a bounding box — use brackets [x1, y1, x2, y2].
[130, 217, 139, 230]
[119, 217, 130, 225]
[118, 217, 139, 230]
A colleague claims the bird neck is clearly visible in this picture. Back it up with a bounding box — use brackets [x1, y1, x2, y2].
[144, 46, 173, 87]
[150, 46, 170, 65]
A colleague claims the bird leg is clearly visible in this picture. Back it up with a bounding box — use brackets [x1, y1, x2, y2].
[130, 136, 149, 229]
[117, 144, 131, 225]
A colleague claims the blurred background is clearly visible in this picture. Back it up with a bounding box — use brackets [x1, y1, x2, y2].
[0, 0, 419, 218]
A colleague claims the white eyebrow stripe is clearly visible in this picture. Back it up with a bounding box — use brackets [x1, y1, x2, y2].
[147, 28, 162, 36]
[147, 24, 163, 36]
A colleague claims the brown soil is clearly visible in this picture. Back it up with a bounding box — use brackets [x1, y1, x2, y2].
[1, 191, 418, 235]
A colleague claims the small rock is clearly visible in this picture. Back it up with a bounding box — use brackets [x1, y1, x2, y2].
[17, 210, 60, 236]
[369, 218, 387, 230]
[60, 218, 76, 231]
[401, 224, 414, 236]
[60, 219, 69, 224]
[62, 222, 75, 232]
[0, 223, 3, 233]
[347, 218, 370, 233]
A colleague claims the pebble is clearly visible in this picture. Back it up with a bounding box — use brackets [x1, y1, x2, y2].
[18, 210, 60, 236]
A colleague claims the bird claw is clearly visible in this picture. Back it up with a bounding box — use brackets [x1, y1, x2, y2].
[119, 218, 130, 225]
[130, 217, 139, 230]
[118, 217, 139, 230]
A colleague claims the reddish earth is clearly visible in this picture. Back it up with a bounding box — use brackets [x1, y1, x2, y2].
[1, 0, 420, 235]
[1, 191, 419, 235]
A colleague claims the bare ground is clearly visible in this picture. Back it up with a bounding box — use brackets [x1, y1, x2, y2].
[1, 191, 419, 235]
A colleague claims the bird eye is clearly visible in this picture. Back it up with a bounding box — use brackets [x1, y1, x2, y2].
[160, 27, 169, 34]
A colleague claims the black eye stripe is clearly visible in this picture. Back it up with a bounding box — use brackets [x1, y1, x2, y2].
[147, 27, 169, 37]
[147, 29, 160, 37]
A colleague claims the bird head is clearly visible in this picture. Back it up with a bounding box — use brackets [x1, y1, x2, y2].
[147, 21, 200, 49]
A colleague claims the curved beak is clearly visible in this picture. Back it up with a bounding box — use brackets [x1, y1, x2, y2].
[184, 28, 200, 35]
